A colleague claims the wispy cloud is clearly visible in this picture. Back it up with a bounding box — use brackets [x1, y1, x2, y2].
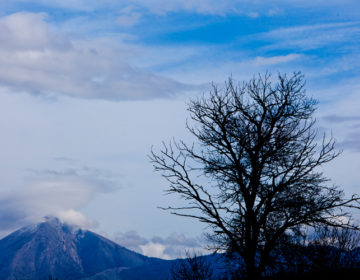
[322, 115, 360, 123]
[117, 6, 142, 27]
[260, 21, 360, 51]
[251, 54, 302, 66]
[8, 0, 358, 16]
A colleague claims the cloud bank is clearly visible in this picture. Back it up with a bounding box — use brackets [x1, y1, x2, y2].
[0, 12, 191, 101]
[113, 231, 207, 259]
[0, 165, 116, 236]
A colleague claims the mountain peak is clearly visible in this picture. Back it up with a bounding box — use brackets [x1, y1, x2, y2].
[40, 216, 80, 232]
[43, 216, 62, 224]
[0, 220, 150, 280]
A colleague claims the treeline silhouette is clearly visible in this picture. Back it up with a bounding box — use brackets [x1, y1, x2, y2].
[170, 226, 360, 279]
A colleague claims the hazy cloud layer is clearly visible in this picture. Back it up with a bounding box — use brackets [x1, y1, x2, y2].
[339, 132, 360, 152]
[0, 165, 117, 235]
[0, 12, 191, 101]
[113, 231, 207, 259]
[317, 82, 360, 154]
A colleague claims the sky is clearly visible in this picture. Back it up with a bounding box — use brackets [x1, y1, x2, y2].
[0, 0, 359, 259]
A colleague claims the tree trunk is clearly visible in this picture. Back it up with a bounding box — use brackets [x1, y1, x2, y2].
[246, 266, 261, 280]
[244, 256, 261, 280]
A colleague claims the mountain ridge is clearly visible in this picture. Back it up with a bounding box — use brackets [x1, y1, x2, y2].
[0, 217, 170, 280]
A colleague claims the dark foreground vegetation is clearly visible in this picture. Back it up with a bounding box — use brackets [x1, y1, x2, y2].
[170, 240, 360, 279]
[265, 269, 360, 280]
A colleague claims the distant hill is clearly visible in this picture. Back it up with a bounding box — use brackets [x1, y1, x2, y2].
[0, 218, 175, 280]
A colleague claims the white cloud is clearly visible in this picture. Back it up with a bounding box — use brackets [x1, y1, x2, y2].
[117, 13, 141, 27]
[140, 242, 169, 259]
[261, 21, 360, 51]
[0, 12, 191, 101]
[113, 231, 148, 252]
[159, 52, 304, 86]
[117, 6, 142, 27]
[113, 231, 208, 259]
[57, 209, 99, 229]
[248, 12, 259, 18]
[252, 54, 302, 66]
[0, 12, 70, 51]
[267, 7, 282, 16]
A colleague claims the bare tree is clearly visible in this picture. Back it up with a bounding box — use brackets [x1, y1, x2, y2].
[308, 225, 360, 270]
[277, 224, 360, 276]
[150, 72, 360, 279]
[170, 251, 214, 280]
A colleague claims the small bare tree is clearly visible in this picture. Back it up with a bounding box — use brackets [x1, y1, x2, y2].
[308, 225, 360, 270]
[278, 225, 360, 276]
[150, 72, 360, 279]
[170, 251, 214, 280]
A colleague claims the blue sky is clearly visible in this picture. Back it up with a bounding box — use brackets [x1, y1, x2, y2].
[0, 0, 359, 259]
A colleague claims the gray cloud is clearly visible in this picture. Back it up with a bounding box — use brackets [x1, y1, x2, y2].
[113, 231, 148, 252]
[322, 114, 360, 123]
[0, 165, 118, 234]
[113, 231, 207, 259]
[320, 113, 360, 152]
[338, 131, 360, 152]
[53, 157, 79, 164]
[0, 12, 193, 101]
[151, 232, 201, 247]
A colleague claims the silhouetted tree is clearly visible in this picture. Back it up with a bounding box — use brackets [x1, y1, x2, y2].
[170, 251, 214, 280]
[150, 72, 360, 279]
